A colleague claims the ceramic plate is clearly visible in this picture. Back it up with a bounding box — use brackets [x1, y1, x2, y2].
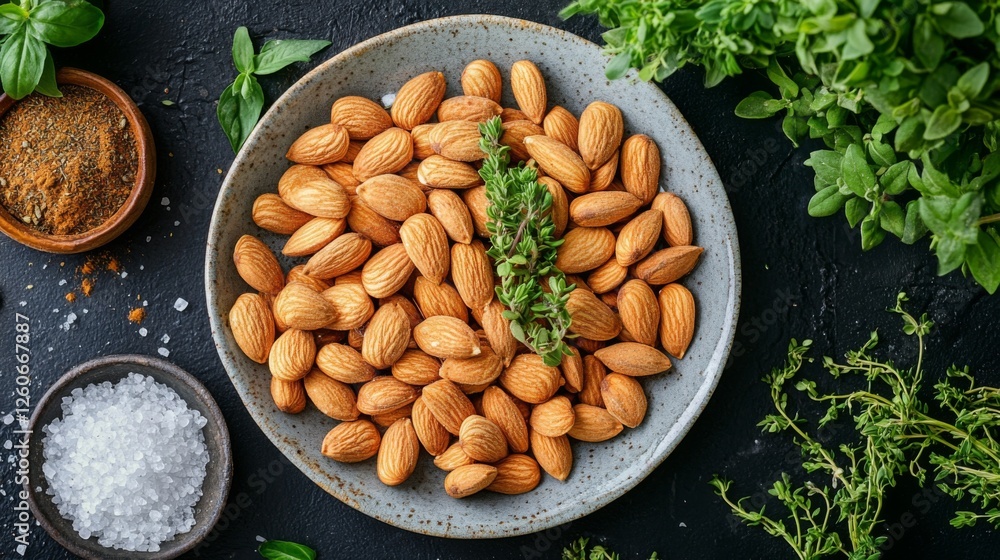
[206, 14, 740, 538]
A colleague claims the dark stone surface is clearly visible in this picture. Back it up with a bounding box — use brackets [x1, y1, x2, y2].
[1, 1, 998, 559]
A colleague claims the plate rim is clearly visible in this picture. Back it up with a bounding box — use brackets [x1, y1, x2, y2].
[205, 13, 741, 539]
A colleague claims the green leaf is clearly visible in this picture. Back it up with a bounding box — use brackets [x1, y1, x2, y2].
[956, 62, 989, 98]
[28, 0, 104, 47]
[253, 38, 331, 75]
[861, 213, 886, 250]
[842, 19, 874, 60]
[0, 26, 46, 100]
[845, 196, 869, 228]
[767, 58, 798, 97]
[880, 161, 911, 195]
[913, 17, 944, 69]
[33, 47, 60, 97]
[934, 2, 984, 39]
[605, 51, 632, 80]
[217, 78, 264, 153]
[902, 200, 928, 244]
[735, 93, 784, 118]
[868, 139, 896, 167]
[967, 230, 1000, 293]
[894, 117, 924, 153]
[0, 4, 27, 35]
[809, 185, 849, 217]
[841, 143, 875, 197]
[805, 150, 843, 188]
[232, 26, 254, 74]
[935, 235, 966, 274]
[880, 201, 905, 238]
[924, 105, 962, 140]
[258, 540, 316, 560]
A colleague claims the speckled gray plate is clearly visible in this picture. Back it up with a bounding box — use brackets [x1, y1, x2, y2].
[206, 15, 740, 539]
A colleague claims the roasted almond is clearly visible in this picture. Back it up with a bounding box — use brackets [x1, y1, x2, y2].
[271, 378, 306, 414]
[600, 373, 647, 428]
[412, 397, 450, 456]
[427, 189, 474, 244]
[589, 150, 619, 191]
[578, 101, 623, 170]
[440, 346, 503, 386]
[617, 279, 660, 347]
[303, 232, 372, 279]
[428, 120, 485, 162]
[434, 442, 476, 471]
[330, 96, 393, 140]
[530, 396, 575, 438]
[316, 342, 376, 383]
[531, 430, 572, 481]
[633, 246, 704, 285]
[461, 59, 502, 103]
[480, 299, 517, 367]
[621, 134, 661, 204]
[500, 119, 545, 161]
[500, 107, 529, 122]
[543, 106, 579, 151]
[352, 127, 414, 181]
[282, 217, 346, 257]
[561, 347, 584, 393]
[566, 288, 622, 341]
[371, 404, 414, 428]
[413, 276, 468, 322]
[488, 454, 541, 494]
[537, 176, 569, 238]
[356, 174, 426, 222]
[286, 123, 350, 165]
[322, 419, 381, 463]
[422, 379, 477, 435]
[438, 95, 502, 122]
[658, 283, 696, 359]
[361, 243, 416, 298]
[451, 240, 495, 311]
[278, 164, 329, 199]
[510, 60, 547, 124]
[346, 197, 401, 247]
[391, 349, 442, 386]
[414, 315, 481, 359]
[417, 155, 482, 189]
[400, 213, 450, 284]
[616, 209, 663, 266]
[377, 418, 420, 486]
[499, 354, 561, 404]
[569, 191, 642, 228]
[567, 404, 623, 442]
[444, 464, 497, 499]
[462, 187, 490, 238]
[273, 282, 336, 331]
[281, 177, 351, 218]
[268, 328, 316, 382]
[652, 192, 694, 247]
[554, 226, 615, 274]
[523, 135, 590, 193]
[304, 368, 360, 421]
[321, 283, 375, 330]
[410, 123, 437, 160]
[361, 302, 411, 368]
[459, 415, 508, 463]
[229, 292, 275, 364]
[253, 193, 312, 235]
[390, 71, 446, 130]
[579, 355, 606, 407]
[233, 234, 284, 294]
[343, 140, 364, 163]
[357, 375, 419, 415]
[481, 386, 529, 453]
[595, 342, 672, 376]
[587, 258, 628, 294]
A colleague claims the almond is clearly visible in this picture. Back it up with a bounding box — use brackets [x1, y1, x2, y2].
[377, 418, 420, 486]
[438, 95, 502, 122]
[322, 419, 381, 463]
[414, 315, 481, 359]
[500, 119, 545, 161]
[459, 415, 508, 463]
[561, 347, 584, 393]
[652, 192, 693, 247]
[286, 123, 350, 165]
[600, 373, 647, 428]
[391, 349, 442, 386]
[444, 463, 498, 498]
[569, 191, 642, 228]
[488, 454, 541, 494]
[594, 342, 672, 376]
[462, 187, 490, 237]
[500, 107, 529, 122]
[233, 235, 284, 294]
[400, 213, 450, 284]
[523, 135, 590, 193]
[390, 71, 446, 130]
[461, 60, 502, 103]
[410, 123, 437, 160]
[567, 404, 623, 442]
[529, 396, 575, 437]
[352, 127, 414, 181]
[303, 368, 360, 420]
[282, 217, 346, 257]
[616, 209, 662, 266]
[268, 328, 316, 382]
[510, 60, 547, 124]
[335, 270, 364, 286]
[554, 227, 615, 274]
[589, 150, 619, 191]
[356, 174, 426, 221]
[451, 240, 494, 311]
[361, 302, 411, 368]
[578, 101, 623, 170]
[617, 279, 660, 347]
[321, 283, 374, 330]
[499, 354, 561, 404]
[633, 246, 704, 285]
[413, 277, 468, 322]
[543, 106, 579, 151]
[579, 355, 606, 407]
[658, 283, 696, 359]
[270, 377, 306, 413]
[408, 397, 448, 456]
[422, 379, 477, 435]
[371, 404, 414, 428]
[273, 282, 336, 331]
[288, 268, 330, 294]
[566, 288, 622, 341]
[330, 96, 393, 140]
[346, 197, 401, 247]
[343, 140, 364, 163]
[361, 243, 416, 298]
[434, 442, 476, 471]
[316, 342, 376, 383]
[531, 430, 572, 481]
[281, 177, 351, 218]
[229, 293, 275, 364]
[537, 176, 569, 238]
[620, 134, 661, 204]
[383, 294, 422, 336]
[427, 189, 474, 244]
[357, 375, 419, 415]
[587, 258, 628, 294]
[440, 346, 503, 386]
[303, 232, 372, 279]
[428, 120, 485, 162]
[417, 155, 482, 189]
[481, 386, 529, 453]
[253, 193, 312, 235]
[278, 164, 329, 199]
[480, 299, 517, 367]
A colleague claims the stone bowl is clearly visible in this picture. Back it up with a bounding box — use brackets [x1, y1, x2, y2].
[205, 14, 740, 538]
[25, 355, 232, 559]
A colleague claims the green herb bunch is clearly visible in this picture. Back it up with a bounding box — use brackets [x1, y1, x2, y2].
[479, 116, 575, 367]
[0, 0, 103, 99]
[258, 539, 315, 560]
[562, 537, 659, 560]
[561, 0, 1000, 293]
[218, 27, 330, 152]
[711, 293, 1000, 559]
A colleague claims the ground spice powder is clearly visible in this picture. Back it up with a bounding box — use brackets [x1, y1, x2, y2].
[0, 85, 139, 235]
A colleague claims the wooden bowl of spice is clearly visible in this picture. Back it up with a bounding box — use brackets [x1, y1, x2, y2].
[0, 68, 155, 253]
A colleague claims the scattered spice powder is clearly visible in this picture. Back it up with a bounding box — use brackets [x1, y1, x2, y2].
[65, 292, 76, 303]
[81, 278, 94, 297]
[0, 85, 139, 235]
[128, 307, 146, 324]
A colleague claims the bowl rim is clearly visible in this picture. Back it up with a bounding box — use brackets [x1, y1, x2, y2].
[0, 67, 156, 254]
[206, 14, 741, 538]
[24, 354, 233, 559]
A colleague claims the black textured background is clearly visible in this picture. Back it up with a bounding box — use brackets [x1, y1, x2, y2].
[2, 1, 999, 559]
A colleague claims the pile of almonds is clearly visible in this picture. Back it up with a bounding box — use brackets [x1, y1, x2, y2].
[228, 58, 703, 499]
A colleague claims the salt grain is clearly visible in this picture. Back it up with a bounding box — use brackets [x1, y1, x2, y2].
[59, 313, 77, 331]
[160, 197, 170, 206]
[138, 328, 148, 337]
[42, 373, 209, 552]
[381, 92, 397, 107]
[157, 347, 170, 357]
[161, 334, 170, 344]
[173, 298, 188, 312]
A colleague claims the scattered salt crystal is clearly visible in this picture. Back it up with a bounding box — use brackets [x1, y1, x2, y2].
[140, 265, 145, 271]
[256, 535, 267, 542]
[160, 197, 170, 206]
[60, 313, 78, 331]
[121, 271, 128, 279]
[173, 298, 188, 312]
[18, 302, 26, 307]
[174, 221, 180, 226]
[146, 236, 152, 243]
[143, 300, 149, 307]
[3, 441, 10, 450]
[15, 543, 25, 556]
[139, 328, 148, 337]
[41, 373, 209, 552]
[679, 522, 688, 528]
[157, 347, 170, 357]
[161, 334, 170, 344]
[382, 92, 397, 107]
[58, 279, 67, 286]
[2, 414, 13, 425]
[25, 284, 33, 289]
[82, 309, 89, 314]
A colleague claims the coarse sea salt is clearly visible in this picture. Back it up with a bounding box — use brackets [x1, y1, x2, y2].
[41, 373, 209, 552]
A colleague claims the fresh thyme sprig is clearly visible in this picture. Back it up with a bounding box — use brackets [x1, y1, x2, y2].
[711, 293, 1000, 559]
[561, 537, 659, 560]
[479, 116, 575, 367]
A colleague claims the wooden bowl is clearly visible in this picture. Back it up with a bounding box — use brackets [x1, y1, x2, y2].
[0, 68, 155, 253]
[25, 355, 233, 559]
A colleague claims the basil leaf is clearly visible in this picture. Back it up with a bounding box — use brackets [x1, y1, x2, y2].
[232, 26, 254, 74]
[924, 105, 962, 140]
[0, 3, 27, 35]
[805, 150, 843, 188]
[0, 26, 46, 100]
[860, 213, 886, 250]
[880, 200, 905, 238]
[913, 17, 943, 69]
[842, 20, 874, 60]
[880, 161, 911, 195]
[868, 139, 896, 167]
[33, 48, 60, 97]
[845, 196, 869, 228]
[767, 58, 798, 97]
[605, 52, 632, 80]
[935, 234, 966, 274]
[894, 116, 924, 153]
[253, 39, 330, 75]
[808, 185, 849, 217]
[935, 2, 984, 39]
[967, 230, 1000, 294]
[956, 62, 989, 98]
[902, 200, 928, 244]
[842, 143, 875, 197]
[217, 79, 264, 153]
[258, 540, 316, 560]
[29, 0, 104, 48]
[734, 93, 785, 118]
